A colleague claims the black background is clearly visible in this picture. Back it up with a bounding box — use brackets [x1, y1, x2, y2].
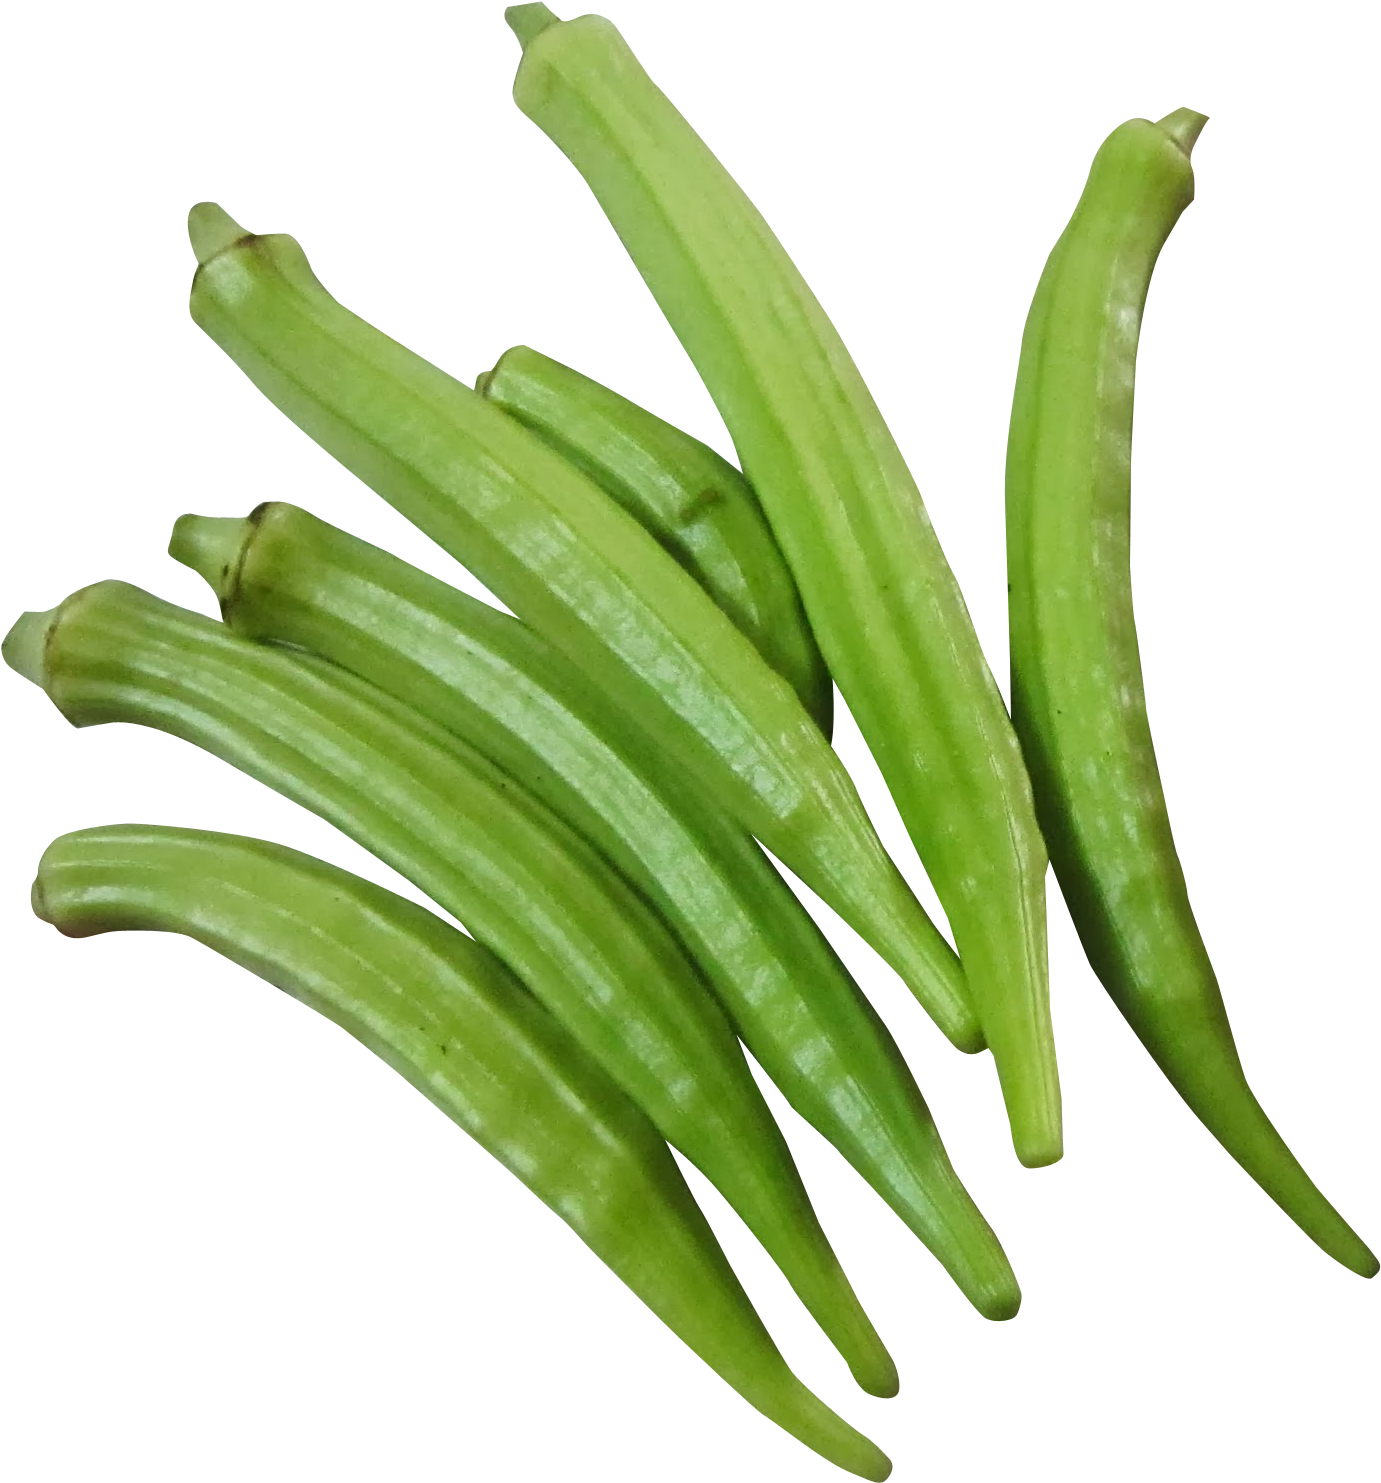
[16, 14, 1376, 1483]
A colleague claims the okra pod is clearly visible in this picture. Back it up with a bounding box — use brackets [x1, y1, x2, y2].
[32, 824, 891, 1478]
[185, 202, 979, 1054]
[172, 500, 1018, 1318]
[1005, 111, 1376, 1275]
[4, 583, 899, 1391]
[503, 7, 1057, 1165]
[475, 344, 832, 734]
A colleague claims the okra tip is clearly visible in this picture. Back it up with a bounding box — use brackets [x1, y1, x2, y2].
[169, 513, 252, 604]
[2, 607, 58, 690]
[1015, 1130, 1063, 1171]
[1011, 1095, 1063, 1169]
[188, 202, 250, 266]
[505, 3, 561, 48]
[974, 1276, 1022, 1323]
[987, 1293, 1022, 1322]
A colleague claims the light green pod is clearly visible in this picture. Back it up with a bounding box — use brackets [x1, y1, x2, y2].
[32, 824, 891, 1478]
[1006, 111, 1376, 1276]
[184, 201, 978, 1057]
[172, 501, 1018, 1319]
[503, 6, 1057, 1165]
[475, 345, 832, 734]
[4, 582, 898, 1395]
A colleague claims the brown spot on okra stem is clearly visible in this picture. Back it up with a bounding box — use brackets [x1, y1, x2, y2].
[216, 501, 275, 616]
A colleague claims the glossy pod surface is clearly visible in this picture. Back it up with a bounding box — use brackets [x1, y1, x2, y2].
[476, 344, 832, 734]
[3, 583, 898, 1390]
[185, 202, 978, 1052]
[1005, 111, 1376, 1276]
[32, 825, 891, 1478]
[504, 6, 1056, 1164]
[172, 501, 1018, 1319]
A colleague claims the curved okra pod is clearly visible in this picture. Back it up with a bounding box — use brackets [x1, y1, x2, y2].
[172, 501, 1019, 1320]
[475, 344, 832, 735]
[185, 202, 979, 1056]
[1005, 111, 1376, 1276]
[502, 7, 1057, 1165]
[32, 825, 891, 1478]
[3, 583, 899, 1392]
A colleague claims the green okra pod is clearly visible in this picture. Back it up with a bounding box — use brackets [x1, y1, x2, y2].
[32, 824, 891, 1478]
[172, 500, 1018, 1320]
[475, 344, 832, 734]
[4, 582, 899, 1392]
[184, 201, 979, 1056]
[1005, 110, 1376, 1276]
[502, 6, 1057, 1165]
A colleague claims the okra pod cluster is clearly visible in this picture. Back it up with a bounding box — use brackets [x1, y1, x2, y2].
[171, 499, 1019, 1321]
[504, 4, 1058, 1166]
[185, 199, 979, 1053]
[475, 345, 833, 734]
[9, 6, 1375, 1477]
[6, 580, 897, 1398]
[32, 825, 890, 1479]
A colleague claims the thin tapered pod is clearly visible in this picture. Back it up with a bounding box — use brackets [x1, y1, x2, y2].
[172, 501, 1019, 1319]
[4, 583, 899, 1390]
[503, 6, 1057, 1165]
[1005, 109, 1375, 1276]
[32, 824, 892, 1478]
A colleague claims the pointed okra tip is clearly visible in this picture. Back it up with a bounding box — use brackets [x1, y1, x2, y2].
[506, 3, 561, 48]
[188, 202, 250, 265]
[1157, 108, 1209, 157]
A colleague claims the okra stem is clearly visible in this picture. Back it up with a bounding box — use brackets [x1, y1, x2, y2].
[506, 3, 557, 47]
